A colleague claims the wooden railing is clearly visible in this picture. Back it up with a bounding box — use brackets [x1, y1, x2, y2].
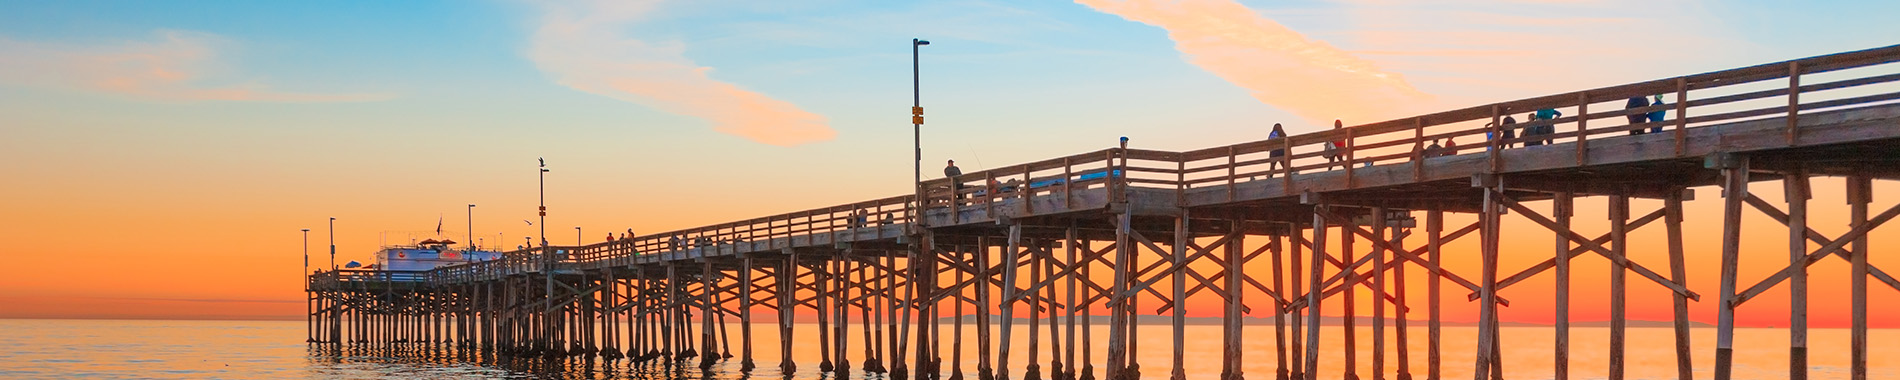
[308, 45, 1900, 289]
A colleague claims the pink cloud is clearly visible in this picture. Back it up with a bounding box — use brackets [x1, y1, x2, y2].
[0, 30, 389, 102]
[1075, 0, 1435, 126]
[525, 0, 834, 147]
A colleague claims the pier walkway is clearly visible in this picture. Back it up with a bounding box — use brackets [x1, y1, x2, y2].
[309, 46, 1900, 380]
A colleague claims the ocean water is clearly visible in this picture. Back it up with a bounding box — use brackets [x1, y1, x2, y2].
[0, 319, 1892, 379]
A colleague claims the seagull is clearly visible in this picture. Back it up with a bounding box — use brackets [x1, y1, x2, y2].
[523, 220, 533, 225]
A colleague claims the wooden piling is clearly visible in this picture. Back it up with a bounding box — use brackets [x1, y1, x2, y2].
[1786, 170, 1809, 380]
[1714, 154, 1747, 380]
[1609, 193, 1629, 380]
[1666, 190, 1692, 380]
[1847, 175, 1870, 380]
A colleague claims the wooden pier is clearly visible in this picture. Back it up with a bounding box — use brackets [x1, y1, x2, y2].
[308, 46, 1900, 380]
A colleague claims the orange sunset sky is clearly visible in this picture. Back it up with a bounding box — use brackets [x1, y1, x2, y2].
[1, 0, 1896, 329]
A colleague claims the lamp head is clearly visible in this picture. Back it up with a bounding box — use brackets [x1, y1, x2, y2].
[302, 229, 310, 232]
[915, 39, 930, 46]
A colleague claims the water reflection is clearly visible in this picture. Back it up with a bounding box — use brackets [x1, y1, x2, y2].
[304, 343, 831, 380]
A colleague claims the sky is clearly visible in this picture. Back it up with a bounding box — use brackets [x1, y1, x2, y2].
[1, 0, 1898, 329]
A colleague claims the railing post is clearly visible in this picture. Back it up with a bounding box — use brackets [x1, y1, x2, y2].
[1412, 117, 1424, 182]
[1787, 61, 1801, 145]
[986, 170, 996, 219]
[1227, 146, 1236, 202]
[1488, 105, 1502, 172]
[1343, 127, 1356, 188]
[1281, 137, 1294, 193]
[1063, 157, 1074, 210]
[1674, 77, 1689, 156]
[1023, 164, 1033, 215]
[1575, 92, 1589, 166]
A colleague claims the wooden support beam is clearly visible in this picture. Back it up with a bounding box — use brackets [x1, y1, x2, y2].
[1787, 171, 1810, 380]
[1666, 191, 1694, 380]
[1170, 214, 1189, 380]
[1553, 192, 1573, 380]
[1473, 183, 1502, 380]
[1847, 175, 1871, 380]
[1303, 206, 1326, 380]
[1714, 154, 1747, 380]
[1609, 193, 1629, 380]
[999, 225, 1024, 380]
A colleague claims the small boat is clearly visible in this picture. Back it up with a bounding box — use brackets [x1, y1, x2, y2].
[374, 239, 503, 273]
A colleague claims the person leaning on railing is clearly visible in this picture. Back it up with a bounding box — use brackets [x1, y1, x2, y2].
[1324, 120, 1346, 169]
[944, 159, 964, 201]
[1266, 123, 1288, 176]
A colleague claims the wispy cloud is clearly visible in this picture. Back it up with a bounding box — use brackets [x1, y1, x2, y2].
[1327, 0, 1747, 102]
[0, 30, 389, 102]
[525, 0, 834, 146]
[1075, 0, 1434, 126]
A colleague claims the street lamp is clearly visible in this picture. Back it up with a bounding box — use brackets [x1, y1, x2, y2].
[467, 204, 476, 251]
[576, 226, 582, 246]
[328, 217, 337, 271]
[538, 158, 554, 352]
[302, 228, 311, 275]
[912, 38, 930, 226]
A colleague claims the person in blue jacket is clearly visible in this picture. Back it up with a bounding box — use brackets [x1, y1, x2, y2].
[1625, 96, 1650, 135]
[1647, 94, 1668, 134]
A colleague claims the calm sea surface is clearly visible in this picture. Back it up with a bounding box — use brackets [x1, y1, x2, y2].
[0, 319, 1892, 379]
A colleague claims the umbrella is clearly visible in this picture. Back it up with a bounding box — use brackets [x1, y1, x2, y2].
[345, 261, 363, 268]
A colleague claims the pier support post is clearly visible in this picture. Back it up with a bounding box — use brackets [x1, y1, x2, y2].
[1473, 175, 1502, 380]
[1554, 192, 1573, 380]
[1170, 213, 1189, 380]
[780, 249, 799, 372]
[1847, 174, 1870, 380]
[1304, 203, 1326, 380]
[1107, 212, 1133, 380]
[999, 224, 1023, 380]
[740, 256, 756, 370]
[1609, 192, 1629, 380]
[1786, 169, 1810, 380]
[1666, 189, 1693, 380]
[1713, 153, 1747, 380]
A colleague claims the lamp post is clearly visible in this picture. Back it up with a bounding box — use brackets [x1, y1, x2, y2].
[467, 204, 476, 251]
[302, 227, 312, 343]
[328, 217, 337, 271]
[538, 158, 553, 352]
[912, 38, 930, 226]
[576, 226, 582, 246]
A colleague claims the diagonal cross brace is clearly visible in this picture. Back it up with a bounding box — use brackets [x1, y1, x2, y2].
[1731, 195, 1900, 307]
[1482, 207, 1665, 298]
[1105, 229, 1234, 307]
[1307, 208, 1500, 307]
[1496, 192, 1700, 301]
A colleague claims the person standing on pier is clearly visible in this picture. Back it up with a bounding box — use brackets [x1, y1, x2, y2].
[1532, 108, 1561, 145]
[1267, 123, 1288, 175]
[1648, 94, 1668, 134]
[1625, 95, 1651, 135]
[1324, 120, 1345, 168]
[945, 159, 964, 200]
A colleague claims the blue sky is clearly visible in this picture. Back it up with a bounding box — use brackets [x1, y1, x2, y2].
[1, 0, 1897, 317]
